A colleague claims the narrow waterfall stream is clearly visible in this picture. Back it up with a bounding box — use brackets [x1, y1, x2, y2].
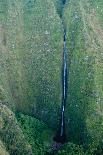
[53, 25, 67, 144]
[60, 27, 67, 138]
[52, 0, 68, 146]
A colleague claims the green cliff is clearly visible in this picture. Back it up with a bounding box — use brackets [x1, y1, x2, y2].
[0, 0, 103, 154]
[63, 0, 103, 150]
[0, 0, 63, 128]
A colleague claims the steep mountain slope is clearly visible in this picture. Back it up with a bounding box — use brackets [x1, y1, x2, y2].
[0, 0, 63, 128]
[0, 0, 103, 154]
[63, 0, 103, 151]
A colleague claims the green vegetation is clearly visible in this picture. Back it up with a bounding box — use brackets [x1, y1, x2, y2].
[0, 103, 33, 155]
[0, 0, 63, 128]
[63, 0, 103, 152]
[56, 142, 103, 155]
[17, 113, 53, 155]
[0, 0, 103, 154]
[0, 103, 54, 155]
[0, 140, 9, 155]
[56, 143, 86, 155]
[53, 0, 66, 17]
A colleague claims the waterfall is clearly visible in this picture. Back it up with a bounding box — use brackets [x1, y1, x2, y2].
[60, 28, 67, 138]
[53, 0, 67, 144]
[53, 26, 67, 144]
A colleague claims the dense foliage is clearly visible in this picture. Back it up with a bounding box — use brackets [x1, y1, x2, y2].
[0, 0, 63, 128]
[0, 0, 103, 154]
[63, 0, 103, 149]
[0, 102, 103, 154]
[0, 103, 33, 155]
[17, 113, 53, 155]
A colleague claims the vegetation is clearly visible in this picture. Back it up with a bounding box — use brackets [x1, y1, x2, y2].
[0, 0, 63, 128]
[0, 103, 54, 155]
[56, 142, 103, 155]
[56, 143, 86, 155]
[17, 113, 53, 155]
[63, 0, 103, 150]
[0, 0, 103, 154]
[0, 102, 33, 155]
[0, 140, 9, 155]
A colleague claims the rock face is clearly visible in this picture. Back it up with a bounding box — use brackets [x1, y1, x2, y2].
[0, 0, 63, 128]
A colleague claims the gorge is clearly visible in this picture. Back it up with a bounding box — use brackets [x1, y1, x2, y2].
[53, 0, 68, 144]
[0, 0, 103, 155]
[53, 28, 67, 144]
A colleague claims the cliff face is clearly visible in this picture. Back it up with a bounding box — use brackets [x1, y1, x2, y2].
[0, 0, 103, 154]
[0, 0, 63, 128]
[63, 0, 103, 148]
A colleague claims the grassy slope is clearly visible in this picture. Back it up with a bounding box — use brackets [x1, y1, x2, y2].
[0, 0, 63, 128]
[63, 0, 103, 152]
